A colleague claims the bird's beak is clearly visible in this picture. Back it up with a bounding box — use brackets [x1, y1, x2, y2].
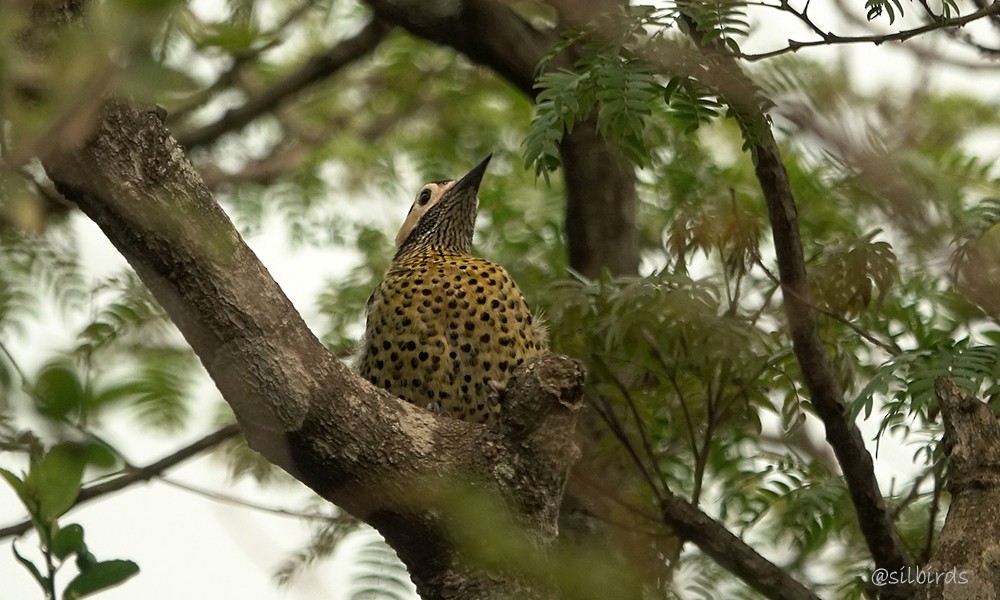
[450, 153, 493, 196]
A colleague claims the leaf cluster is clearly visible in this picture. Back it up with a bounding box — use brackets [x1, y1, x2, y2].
[1, 443, 138, 600]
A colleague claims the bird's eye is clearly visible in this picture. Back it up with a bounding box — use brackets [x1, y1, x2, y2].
[418, 189, 432, 206]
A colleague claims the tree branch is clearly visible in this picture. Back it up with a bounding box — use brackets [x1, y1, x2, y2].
[740, 0, 1000, 61]
[37, 96, 584, 599]
[631, 9, 913, 589]
[165, 0, 321, 123]
[660, 492, 821, 600]
[748, 129, 910, 576]
[0, 424, 241, 540]
[175, 19, 390, 149]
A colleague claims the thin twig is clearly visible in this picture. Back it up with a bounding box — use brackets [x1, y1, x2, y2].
[0, 424, 241, 540]
[585, 389, 663, 500]
[594, 354, 671, 495]
[740, 0, 1000, 61]
[754, 256, 902, 356]
[158, 476, 336, 522]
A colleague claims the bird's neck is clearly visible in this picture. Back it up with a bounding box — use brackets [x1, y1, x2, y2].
[393, 242, 472, 263]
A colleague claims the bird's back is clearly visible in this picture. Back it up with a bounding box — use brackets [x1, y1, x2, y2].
[359, 248, 546, 423]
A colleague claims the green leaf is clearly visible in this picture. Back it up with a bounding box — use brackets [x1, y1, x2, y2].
[52, 524, 86, 560]
[63, 559, 140, 599]
[33, 361, 88, 420]
[29, 443, 88, 522]
[82, 441, 118, 469]
[76, 550, 98, 571]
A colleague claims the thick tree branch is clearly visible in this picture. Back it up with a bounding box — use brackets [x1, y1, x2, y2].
[0, 424, 241, 540]
[175, 19, 390, 149]
[38, 97, 583, 600]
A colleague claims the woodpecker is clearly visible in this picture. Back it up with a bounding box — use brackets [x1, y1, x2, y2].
[358, 155, 546, 423]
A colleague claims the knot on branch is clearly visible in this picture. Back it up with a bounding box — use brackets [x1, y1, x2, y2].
[500, 353, 585, 440]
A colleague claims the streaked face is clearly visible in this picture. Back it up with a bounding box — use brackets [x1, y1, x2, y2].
[394, 180, 455, 249]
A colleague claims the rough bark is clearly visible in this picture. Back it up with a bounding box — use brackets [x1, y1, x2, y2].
[361, 0, 640, 277]
[916, 379, 1000, 600]
[39, 99, 584, 600]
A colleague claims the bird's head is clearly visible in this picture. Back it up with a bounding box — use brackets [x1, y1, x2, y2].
[394, 154, 492, 257]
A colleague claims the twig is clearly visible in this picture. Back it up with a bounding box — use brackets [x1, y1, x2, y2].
[593, 354, 671, 495]
[585, 389, 663, 499]
[0, 424, 241, 540]
[740, 0, 1000, 61]
[753, 256, 901, 356]
[158, 476, 336, 522]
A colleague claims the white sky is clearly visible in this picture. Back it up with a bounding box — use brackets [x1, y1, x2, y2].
[3, 1, 1000, 599]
